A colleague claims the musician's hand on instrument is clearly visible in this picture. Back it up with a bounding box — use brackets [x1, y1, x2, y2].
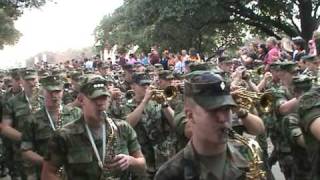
[143, 86, 153, 102]
[110, 88, 122, 100]
[105, 154, 131, 171]
[263, 72, 272, 80]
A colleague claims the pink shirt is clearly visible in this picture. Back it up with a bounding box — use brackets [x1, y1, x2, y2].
[264, 47, 280, 64]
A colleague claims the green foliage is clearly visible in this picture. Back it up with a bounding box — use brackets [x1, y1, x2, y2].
[96, 0, 320, 54]
[0, 0, 49, 49]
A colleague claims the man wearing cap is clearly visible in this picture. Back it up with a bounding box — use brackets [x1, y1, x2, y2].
[125, 72, 175, 179]
[266, 62, 303, 175]
[20, 75, 81, 179]
[41, 74, 145, 180]
[0, 69, 22, 178]
[297, 75, 320, 179]
[269, 74, 313, 179]
[155, 71, 263, 180]
[1, 68, 41, 179]
[301, 55, 320, 82]
[62, 71, 83, 107]
[217, 56, 233, 84]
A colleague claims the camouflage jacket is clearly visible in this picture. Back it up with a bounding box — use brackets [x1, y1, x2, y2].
[124, 100, 176, 171]
[21, 105, 82, 156]
[155, 140, 254, 180]
[45, 116, 141, 180]
[2, 91, 43, 132]
[298, 87, 320, 179]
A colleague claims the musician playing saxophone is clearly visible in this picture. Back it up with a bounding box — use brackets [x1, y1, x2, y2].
[41, 74, 145, 180]
[155, 71, 266, 180]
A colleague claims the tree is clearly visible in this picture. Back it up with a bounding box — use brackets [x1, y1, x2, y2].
[220, 0, 320, 41]
[0, 0, 50, 49]
[96, 0, 320, 54]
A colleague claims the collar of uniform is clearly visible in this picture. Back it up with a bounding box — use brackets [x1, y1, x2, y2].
[183, 141, 247, 179]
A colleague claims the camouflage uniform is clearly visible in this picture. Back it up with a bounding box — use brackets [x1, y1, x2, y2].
[155, 71, 264, 180]
[45, 116, 140, 180]
[2, 91, 42, 179]
[297, 74, 320, 179]
[124, 99, 176, 178]
[173, 111, 189, 152]
[2, 69, 43, 180]
[155, 141, 255, 180]
[45, 74, 141, 180]
[20, 105, 81, 179]
[123, 72, 176, 179]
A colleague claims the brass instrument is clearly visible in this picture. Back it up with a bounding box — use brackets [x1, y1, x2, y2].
[233, 89, 273, 113]
[125, 90, 135, 100]
[151, 85, 178, 104]
[100, 112, 119, 178]
[27, 85, 41, 113]
[228, 130, 266, 180]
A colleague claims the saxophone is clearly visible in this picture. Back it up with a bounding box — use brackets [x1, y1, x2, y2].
[228, 130, 266, 180]
[100, 112, 120, 180]
[27, 85, 41, 113]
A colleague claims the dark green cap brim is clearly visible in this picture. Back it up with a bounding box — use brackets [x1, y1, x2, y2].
[138, 80, 152, 85]
[86, 89, 110, 99]
[23, 75, 37, 80]
[193, 95, 237, 110]
[44, 85, 64, 91]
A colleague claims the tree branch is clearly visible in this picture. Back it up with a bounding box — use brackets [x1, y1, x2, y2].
[237, 18, 281, 39]
[290, 16, 300, 33]
[222, 2, 299, 37]
[314, 1, 320, 18]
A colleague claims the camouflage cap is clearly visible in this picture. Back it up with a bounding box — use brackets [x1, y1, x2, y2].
[292, 74, 313, 92]
[154, 63, 164, 70]
[269, 61, 281, 71]
[145, 65, 155, 73]
[301, 55, 318, 62]
[20, 68, 37, 80]
[70, 71, 83, 82]
[9, 68, 21, 80]
[40, 75, 64, 91]
[79, 74, 110, 99]
[158, 70, 174, 80]
[104, 75, 114, 83]
[38, 69, 49, 78]
[131, 72, 152, 85]
[189, 62, 211, 72]
[218, 56, 233, 64]
[184, 71, 236, 109]
[279, 61, 298, 73]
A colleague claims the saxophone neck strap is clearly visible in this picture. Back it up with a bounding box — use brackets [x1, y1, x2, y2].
[85, 121, 106, 169]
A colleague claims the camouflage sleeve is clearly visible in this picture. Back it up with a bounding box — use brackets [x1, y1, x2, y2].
[118, 120, 141, 154]
[20, 116, 36, 151]
[44, 131, 67, 167]
[122, 101, 136, 119]
[298, 91, 320, 133]
[283, 113, 303, 144]
[2, 98, 13, 121]
[271, 87, 287, 114]
[174, 111, 187, 137]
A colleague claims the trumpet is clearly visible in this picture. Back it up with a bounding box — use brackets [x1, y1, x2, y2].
[151, 85, 178, 104]
[125, 90, 135, 100]
[232, 88, 273, 113]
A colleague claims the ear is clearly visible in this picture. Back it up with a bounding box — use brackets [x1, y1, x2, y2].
[78, 94, 84, 105]
[184, 107, 195, 124]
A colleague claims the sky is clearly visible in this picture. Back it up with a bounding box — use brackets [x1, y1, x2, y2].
[0, 0, 123, 68]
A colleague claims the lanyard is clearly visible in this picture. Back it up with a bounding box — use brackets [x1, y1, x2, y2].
[45, 105, 62, 131]
[85, 122, 106, 169]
